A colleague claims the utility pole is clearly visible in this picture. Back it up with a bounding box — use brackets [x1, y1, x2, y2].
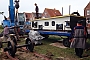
[69, 5, 71, 15]
[62, 7, 63, 16]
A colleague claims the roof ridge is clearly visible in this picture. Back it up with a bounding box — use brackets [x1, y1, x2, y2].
[84, 1, 90, 9]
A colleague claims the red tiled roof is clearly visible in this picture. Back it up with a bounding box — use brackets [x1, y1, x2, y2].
[55, 10, 62, 16]
[45, 8, 62, 17]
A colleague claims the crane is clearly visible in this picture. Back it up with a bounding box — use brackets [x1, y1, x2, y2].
[2, 0, 19, 27]
[9, 0, 19, 26]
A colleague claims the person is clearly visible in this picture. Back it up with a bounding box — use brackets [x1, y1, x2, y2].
[3, 25, 10, 41]
[70, 20, 87, 58]
[34, 3, 39, 19]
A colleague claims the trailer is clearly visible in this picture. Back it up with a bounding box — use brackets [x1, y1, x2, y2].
[31, 12, 86, 47]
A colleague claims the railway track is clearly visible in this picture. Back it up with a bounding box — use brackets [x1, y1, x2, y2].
[3, 47, 51, 60]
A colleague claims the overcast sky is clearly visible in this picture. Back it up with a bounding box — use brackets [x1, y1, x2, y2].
[0, 0, 90, 24]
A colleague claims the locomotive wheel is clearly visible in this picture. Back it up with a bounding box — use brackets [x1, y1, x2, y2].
[7, 41, 16, 57]
[25, 38, 34, 52]
[11, 36, 17, 45]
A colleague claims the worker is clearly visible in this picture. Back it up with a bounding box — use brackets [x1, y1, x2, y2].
[70, 20, 87, 58]
[3, 25, 10, 41]
[34, 3, 39, 19]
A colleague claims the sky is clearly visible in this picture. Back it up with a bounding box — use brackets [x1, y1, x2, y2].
[0, 0, 90, 24]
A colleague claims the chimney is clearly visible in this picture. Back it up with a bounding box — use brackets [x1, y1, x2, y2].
[54, 8, 56, 10]
[77, 10, 78, 12]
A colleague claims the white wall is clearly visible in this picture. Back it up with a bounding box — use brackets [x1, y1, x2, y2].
[32, 16, 71, 30]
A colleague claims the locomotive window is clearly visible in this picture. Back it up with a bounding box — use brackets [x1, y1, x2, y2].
[52, 21, 55, 26]
[32, 21, 34, 27]
[66, 21, 70, 26]
[34, 22, 37, 28]
[56, 24, 63, 30]
[45, 22, 49, 26]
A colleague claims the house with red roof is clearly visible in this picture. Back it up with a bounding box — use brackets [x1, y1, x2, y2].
[42, 8, 62, 18]
[84, 2, 90, 18]
[84, 2, 90, 28]
[24, 12, 31, 21]
[24, 12, 42, 21]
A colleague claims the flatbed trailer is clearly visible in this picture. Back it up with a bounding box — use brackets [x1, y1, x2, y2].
[38, 30, 71, 37]
[37, 30, 71, 47]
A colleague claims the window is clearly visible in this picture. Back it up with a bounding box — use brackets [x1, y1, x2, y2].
[87, 18, 90, 23]
[52, 21, 55, 26]
[66, 21, 70, 26]
[38, 25, 43, 30]
[56, 24, 63, 30]
[34, 22, 37, 28]
[18, 13, 25, 21]
[87, 10, 90, 15]
[32, 21, 34, 27]
[45, 22, 49, 26]
[65, 21, 70, 28]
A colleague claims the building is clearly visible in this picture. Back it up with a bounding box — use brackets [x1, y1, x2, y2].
[24, 12, 31, 21]
[31, 12, 42, 20]
[84, 2, 90, 19]
[84, 2, 90, 28]
[42, 8, 62, 18]
[24, 12, 42, 21]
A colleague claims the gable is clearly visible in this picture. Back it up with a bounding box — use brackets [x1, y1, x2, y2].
[84, 2, 90, 10]
[25, 13, 31, 20]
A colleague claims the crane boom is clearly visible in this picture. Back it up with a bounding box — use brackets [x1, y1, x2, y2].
[9, 0, 15, 26]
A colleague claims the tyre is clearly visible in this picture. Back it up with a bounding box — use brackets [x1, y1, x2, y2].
[63, 38, 70, 47]
[25, 38, 34, 52]
[7, 41, 16, 58]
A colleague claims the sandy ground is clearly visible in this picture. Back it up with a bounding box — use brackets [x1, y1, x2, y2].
[50, 42, 67, 49]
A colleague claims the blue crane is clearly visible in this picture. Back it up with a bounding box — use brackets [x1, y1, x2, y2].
[9, 0, 15, 26]
[2, 0, 19, 27]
